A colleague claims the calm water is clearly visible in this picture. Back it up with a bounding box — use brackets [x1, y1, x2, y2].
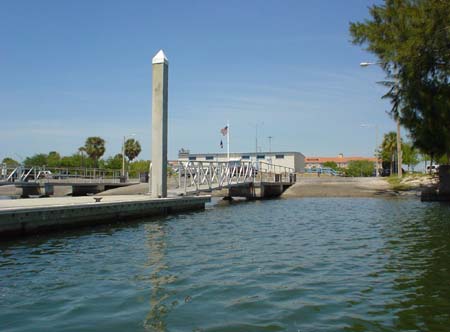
[1, 198, 450, 332]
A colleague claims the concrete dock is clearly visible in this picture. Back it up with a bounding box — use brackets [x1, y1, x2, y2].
[0, 195, 210, 237]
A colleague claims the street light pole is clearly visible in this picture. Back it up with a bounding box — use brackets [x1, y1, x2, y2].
[360, 61, 402, 178]
[122, 136, 126, 177]
[255, 124, 258, 156]
[376, 124, 379, 176]
[361, 124, 379, 176]
[396, 118, 402, 177]
[252, 122, 264, 155]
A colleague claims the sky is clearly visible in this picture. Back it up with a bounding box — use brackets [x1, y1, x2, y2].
[0, 0, 395, 161]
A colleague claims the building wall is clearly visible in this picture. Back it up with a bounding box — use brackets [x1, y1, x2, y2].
[294, 153, 306, 173]
[178, 152, 305, 173]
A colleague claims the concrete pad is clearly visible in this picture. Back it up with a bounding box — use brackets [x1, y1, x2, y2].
[282, 177, 393, 198]
[0, 195, 210, 237]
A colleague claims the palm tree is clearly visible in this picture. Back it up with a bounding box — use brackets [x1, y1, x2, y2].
[124, 139, 141, 162]
[84, 137, 106, 167]
[381, 132, 398, 174]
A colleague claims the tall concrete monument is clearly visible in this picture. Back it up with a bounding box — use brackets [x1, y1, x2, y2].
[151, 50, 168, 198]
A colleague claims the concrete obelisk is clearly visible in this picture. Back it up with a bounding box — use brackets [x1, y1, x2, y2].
[151, 50, 168, 198]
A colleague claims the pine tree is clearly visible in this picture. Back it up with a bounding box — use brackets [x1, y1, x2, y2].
[350, 0, 450, 161]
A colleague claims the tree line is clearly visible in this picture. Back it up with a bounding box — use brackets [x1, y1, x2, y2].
[1, 136, 148, 176]
[321, 133, 423, 177]
[322, 160, 377, 177]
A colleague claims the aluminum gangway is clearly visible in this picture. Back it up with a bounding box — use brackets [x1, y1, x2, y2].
[171, 160, 296, 197]
[1, 165, 137, 197]
[1, 165, 124, 184]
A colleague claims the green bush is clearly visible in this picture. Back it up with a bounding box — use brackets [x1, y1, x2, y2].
[345, 160, 375, 177]
[323, 161, 338, 170]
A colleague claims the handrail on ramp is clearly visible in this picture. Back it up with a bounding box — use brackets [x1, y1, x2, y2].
[174, 160, 295, 195]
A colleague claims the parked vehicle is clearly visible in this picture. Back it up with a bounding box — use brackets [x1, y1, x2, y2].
[426, 165, 439, 174]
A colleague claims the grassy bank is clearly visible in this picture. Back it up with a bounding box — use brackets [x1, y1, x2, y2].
[386, 174, 436, 191]
[387, 176, 413, 191]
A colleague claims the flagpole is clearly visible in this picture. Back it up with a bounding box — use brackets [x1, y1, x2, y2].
[227, 121, 230, 162]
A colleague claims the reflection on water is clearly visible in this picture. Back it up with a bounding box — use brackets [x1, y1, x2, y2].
[1, 198, 450, 332]
[144, 222, 177, 331]
[386, 205, 450, 331]
[0, 195, 16, 200]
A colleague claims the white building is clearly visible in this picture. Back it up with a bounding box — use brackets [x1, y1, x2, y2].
[178, 149, 305, 173]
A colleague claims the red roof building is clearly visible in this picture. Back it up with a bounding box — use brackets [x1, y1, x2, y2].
[305, 154, 379, 169]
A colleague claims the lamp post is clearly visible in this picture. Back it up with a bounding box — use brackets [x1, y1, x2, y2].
[255, 124, 259, 156]
[252, 122, 264, 156]
[361, 123, 379, 176]
[360, 62, 402, 177]
[122, 134, 136, 179]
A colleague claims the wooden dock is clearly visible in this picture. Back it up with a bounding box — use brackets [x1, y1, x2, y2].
[0, 195, 210, 238]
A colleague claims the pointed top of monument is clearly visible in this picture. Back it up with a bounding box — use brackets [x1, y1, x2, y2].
[152, 49, 168, 64]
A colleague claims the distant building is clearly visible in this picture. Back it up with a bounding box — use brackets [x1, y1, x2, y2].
[305, 153, 379, 169]
[178, 149, 305, 173]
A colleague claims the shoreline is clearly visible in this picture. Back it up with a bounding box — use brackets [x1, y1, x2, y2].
[0, 176, 436, 200]
[281, 177, 426, 198]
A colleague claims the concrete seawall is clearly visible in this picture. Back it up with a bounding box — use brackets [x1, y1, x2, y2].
[0, 195, 210, 238]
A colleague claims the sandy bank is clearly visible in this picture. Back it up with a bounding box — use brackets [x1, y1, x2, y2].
[282, 177, 413, 198]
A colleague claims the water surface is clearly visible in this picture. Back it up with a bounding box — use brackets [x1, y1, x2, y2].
[0, 196, 16, 200]
[1, 198, 450, 331]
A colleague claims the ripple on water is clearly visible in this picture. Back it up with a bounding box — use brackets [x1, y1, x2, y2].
[1, 198, 450, 331]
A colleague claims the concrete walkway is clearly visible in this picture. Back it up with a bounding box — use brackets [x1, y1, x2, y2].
[0, 195, 197, 211]
[0, 195, 210, 237]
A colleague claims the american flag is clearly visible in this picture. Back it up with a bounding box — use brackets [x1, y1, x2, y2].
[220, 126, 228, 136]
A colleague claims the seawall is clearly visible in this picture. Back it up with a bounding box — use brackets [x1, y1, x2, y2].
[0, 195, 210, 238]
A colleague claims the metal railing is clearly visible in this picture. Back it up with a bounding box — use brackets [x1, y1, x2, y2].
[174, 160, 295, 194]
[304, 167, 342, 176]
[1, 165, 126, 183]
[44, 167, 123, 183]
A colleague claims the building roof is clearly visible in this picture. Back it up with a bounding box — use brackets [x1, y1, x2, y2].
[180, 151, 305, 157]
[306, 156, 379, 163]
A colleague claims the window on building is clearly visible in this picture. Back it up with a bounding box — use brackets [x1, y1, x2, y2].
[241, 155, 250, 160]
[188, 156, 197, 161]
[257, 155, 265, 159]
[205, 156, 214, 160]
[275, 154, 285, 159]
